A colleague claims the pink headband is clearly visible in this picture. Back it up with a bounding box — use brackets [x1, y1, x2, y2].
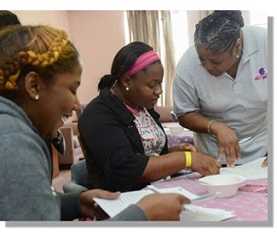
[127, 51, 160, 76]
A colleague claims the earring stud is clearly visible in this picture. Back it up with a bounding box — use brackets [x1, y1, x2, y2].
[35, 95, 39, 100]
[126, 87, 129, 91]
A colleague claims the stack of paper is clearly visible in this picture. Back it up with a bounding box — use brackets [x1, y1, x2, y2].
[94, 185, 208, 218]
[220, 157, 268, 180]
[182, 204, 235, 222]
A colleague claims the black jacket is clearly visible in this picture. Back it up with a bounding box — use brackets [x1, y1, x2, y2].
[78, 88, 168, 192]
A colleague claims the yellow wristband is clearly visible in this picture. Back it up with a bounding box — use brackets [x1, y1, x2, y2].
[184, 151, 192, 169]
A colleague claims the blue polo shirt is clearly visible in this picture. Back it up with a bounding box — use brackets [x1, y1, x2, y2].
[173, 26, 268, 164]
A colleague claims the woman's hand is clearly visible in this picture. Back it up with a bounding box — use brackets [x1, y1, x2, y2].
[169, 143, 197, 152]
[79, 189, 120, 220]
[211, 121, 240, 166]
[261, 158, 268, 167]
[137, 193, 190, 221]
[191, 152, 221, 176]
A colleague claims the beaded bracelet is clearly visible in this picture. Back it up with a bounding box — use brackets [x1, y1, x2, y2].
[207, 119, 216, 134]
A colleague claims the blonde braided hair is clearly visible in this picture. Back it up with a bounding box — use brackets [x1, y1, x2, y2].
[0, 25, 73, 91]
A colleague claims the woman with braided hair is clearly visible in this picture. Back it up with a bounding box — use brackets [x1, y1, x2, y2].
[0, 25, 189, 221]
[0, 10, 66, 166]
[173, 11, 268, 166]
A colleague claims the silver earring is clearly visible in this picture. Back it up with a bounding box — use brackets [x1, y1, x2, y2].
[236, 54, 240, 59]
[126, 87, 129, 91]
[35, 95, 39, 100]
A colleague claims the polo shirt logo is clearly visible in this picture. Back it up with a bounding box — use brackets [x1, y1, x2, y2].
[255, 67, 267, 80]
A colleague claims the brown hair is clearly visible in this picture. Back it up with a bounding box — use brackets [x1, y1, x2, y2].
[0, 10, 21, 30]
[0, 25, 80, 96]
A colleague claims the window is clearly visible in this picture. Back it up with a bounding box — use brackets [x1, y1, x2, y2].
[170, 10, 190, 64]
[123, 11, 130, 44]
[249, 11, 268, 28]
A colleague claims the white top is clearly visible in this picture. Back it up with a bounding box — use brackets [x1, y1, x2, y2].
[173, 26, 268, 164]
[131, 108, 166, 157]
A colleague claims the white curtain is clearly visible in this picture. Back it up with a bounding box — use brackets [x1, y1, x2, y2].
[160, 11, 176, 106]
[186, 10, 212, 46]
[127, 10, 175, 106]
[127, 11, 160, 53]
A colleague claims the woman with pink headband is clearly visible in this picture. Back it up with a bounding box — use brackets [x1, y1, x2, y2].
[78, 41, 220, 193]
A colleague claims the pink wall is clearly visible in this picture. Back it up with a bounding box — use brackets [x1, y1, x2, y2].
[14, 11, 70, 33]
[67, 11, 125, 104]
[13, 10, 125, 104]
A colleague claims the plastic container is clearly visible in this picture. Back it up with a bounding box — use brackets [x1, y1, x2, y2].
[198, 174, 246, 198]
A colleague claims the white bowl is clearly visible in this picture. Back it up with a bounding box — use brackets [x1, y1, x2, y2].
[198, 174, 246, 198]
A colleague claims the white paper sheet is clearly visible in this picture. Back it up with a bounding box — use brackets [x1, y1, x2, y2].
[94, 186, 212, 218]
[181, 204, 235, 222]
[146, 185, 201, 200]
[220, 157, 267, 180]
[94, 189, 153, 217]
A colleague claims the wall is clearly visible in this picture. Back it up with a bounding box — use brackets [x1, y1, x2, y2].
[67, 11, 125, 104]
[13, 10, 126, 104]
[14, 10, 70, 33]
